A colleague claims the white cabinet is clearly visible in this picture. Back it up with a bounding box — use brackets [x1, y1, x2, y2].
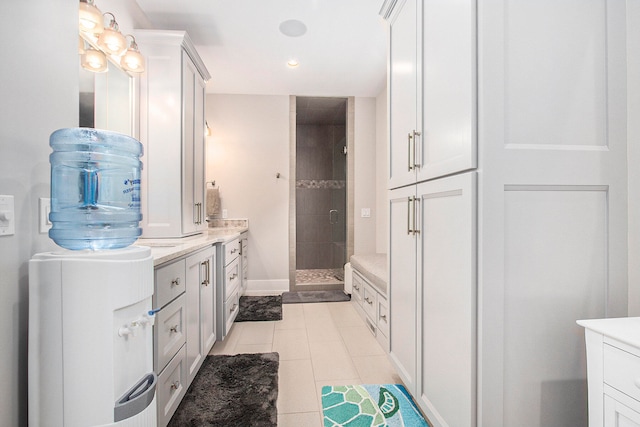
[135, 30, 211, 238]
[388, 184, 418, 392]
[387, 0, 419, 189]
[579, 319, 640, 427]
[152, 244, 216, 427]
[385, 0, 476, 189]
[383, 1, 628, 426]
[351, 269, 389, 351]
[388, 171, 476, 425]
[185, 246, 216, 385]
[216, 238, 242, 340]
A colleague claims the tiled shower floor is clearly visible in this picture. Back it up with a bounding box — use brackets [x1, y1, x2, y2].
[296, 268, 344, 285]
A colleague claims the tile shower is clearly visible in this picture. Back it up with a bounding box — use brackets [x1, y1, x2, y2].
[295, 97, 347, 285]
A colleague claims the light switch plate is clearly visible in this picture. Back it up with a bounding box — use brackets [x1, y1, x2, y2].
[361, 208, 371, 218]
[0, 195, 15, 236]
[39, 198, 52, 233]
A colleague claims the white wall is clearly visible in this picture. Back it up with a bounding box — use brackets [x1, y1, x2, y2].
[206, 94, 291, 292]
[375, 85, 388, 254]
[0, 2, 77, 425]
[354, 97, 378, 255]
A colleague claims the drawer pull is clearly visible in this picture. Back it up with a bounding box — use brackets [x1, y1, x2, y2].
[380, 314, 387, 322]
[230, 303, 238, 314]
[353, 284, 359, 291]
[364, 297, 373, 305]
[170, 381, 179, 391]
[169, 325, 179, 333]
[170, 278, 180, 287]
[231, 248, 238, 254]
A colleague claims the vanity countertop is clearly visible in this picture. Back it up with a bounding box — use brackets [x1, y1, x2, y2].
[577, 317, 640, 349]
[136, 226, 248, 266]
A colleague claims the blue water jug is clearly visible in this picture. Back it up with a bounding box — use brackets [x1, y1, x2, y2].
[48, 128, 143, 250]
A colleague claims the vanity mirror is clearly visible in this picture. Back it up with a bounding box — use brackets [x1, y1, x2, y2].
[78, 0, 142, 137]
[79, 61, 136, 137]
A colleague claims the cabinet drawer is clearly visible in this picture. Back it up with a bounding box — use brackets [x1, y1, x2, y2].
[225, 291, 240, 333]
[362, 283, 377, 320]
[604, 344, 640, 403]
[378, 297, 390, 338]
[225, 256, 241, 299]
[224, 238, 241, 265]
[155, 259, 186, 309]
[157, 344, 187, 427]
[155, 294, 186, 373]
[352, 272, 364, 306]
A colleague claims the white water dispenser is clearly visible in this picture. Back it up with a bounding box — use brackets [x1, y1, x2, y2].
[29, 246, 157, 426]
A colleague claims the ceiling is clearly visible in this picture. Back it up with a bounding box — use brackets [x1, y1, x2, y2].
[134, 0, 388, 97]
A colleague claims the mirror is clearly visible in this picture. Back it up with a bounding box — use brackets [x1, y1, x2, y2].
[79, 59, 137, 137]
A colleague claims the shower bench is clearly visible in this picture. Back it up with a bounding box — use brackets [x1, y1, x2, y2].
[348, 253, 388, 352]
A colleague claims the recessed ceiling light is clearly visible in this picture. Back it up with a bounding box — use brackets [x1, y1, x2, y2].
[287, 59, 299, 68]
[279, 19, 307, 37]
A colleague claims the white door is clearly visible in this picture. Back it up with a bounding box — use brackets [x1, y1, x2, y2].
[388, 0, 420, 189]
[388, 184, 418, 395]
[478, 1, 628, 426]
[416, 171, 476, 427]
[193, 71, 206, 230]
[418, 0, 476, 182]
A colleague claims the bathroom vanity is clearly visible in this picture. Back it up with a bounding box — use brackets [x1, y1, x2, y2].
[578, 317, 640, 427]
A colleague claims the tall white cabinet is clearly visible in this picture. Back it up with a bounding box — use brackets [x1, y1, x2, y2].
[382, 0, 629, 426]
[135, 30, 211, 238]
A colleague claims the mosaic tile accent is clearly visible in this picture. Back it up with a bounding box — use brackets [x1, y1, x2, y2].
[296, 268, 344, 285]
[208, 218, 249, 228]
[296, 180, 346, 189]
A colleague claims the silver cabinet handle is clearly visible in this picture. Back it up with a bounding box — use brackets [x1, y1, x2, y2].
[412, 130, 421, 169]
[169, 325, 178, 333]
[364, 297, 373, 305]
[201, 259, 210, 285]
[407, 196, 413, 235]
[170, 381, 179, 391]
[413, 196, 420, 235]
[380, 314, 387, 322]
[230, 303, 238, 314]
[170, 278, 180, 287]
[408, 132, 413, 171]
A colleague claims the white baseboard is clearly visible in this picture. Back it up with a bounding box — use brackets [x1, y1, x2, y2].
[244, 279, 289, 296]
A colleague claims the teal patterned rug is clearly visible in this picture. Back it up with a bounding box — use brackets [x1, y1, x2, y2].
[321, 384, 429, 427]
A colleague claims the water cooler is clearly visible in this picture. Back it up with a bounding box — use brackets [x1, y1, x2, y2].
[29, 246, 157, 426]
[29, 128, 156, 426]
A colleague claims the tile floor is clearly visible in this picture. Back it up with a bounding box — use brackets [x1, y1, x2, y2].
[209, 300, 403, 427]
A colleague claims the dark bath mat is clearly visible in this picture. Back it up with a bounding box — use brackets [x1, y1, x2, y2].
[168, 352, 279, 427]
[282, 290, 351, 304]
[235, 295, 282, 322]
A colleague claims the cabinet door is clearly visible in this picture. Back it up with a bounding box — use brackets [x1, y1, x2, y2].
[181, 53, 206, 235]
[417, 0, 476, 182]
[185, 246, 215, 385]
[388, 0, 420, 189]
[185, 249, 202, 384]
[416, 172, 476, 427]
[479, 2, 628, 426]
[200, 247, 216, 355]
[604, 395, 640, 427]
[388, 184, 418, 395]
